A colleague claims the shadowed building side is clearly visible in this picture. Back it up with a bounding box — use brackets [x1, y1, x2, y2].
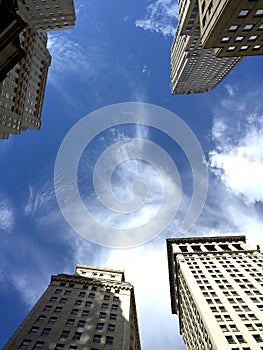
[3, 265, 141, 350]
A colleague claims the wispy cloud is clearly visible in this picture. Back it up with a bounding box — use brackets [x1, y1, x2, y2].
[135, 0, 178, 37]
[0, 198, 14, 233]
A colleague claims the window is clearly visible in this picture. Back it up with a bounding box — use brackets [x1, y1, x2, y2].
[61, 330, 70, 338]
[110, 313, 117, 320]
[99, 312, 106, 319]
[108, 324, 115, 332]
[69, 346, 77, 350]
[254, 9, 263, 17]
[229, 25, 238, 31]
[111, 304, 118, 311]
[93, 335, 102, 343]
[49, 297, 57, 302]
[55, 289, 62, 294]
[55, 307, 62, 313]
[44, 305, 52, 312]
[226, 336, 235, 344]
[102, 303, 108, 309]
[33, 342, 44, 350]
[236, 335, 245, 343]
[238, 9, 249, 17]
[71, 309, 78, 315]
[60, 298, 67, 304]
[29, 326, 39, 334]
[82, 310, 89, 317]
[227, 46, 236, 51]
[78, 320, 85, 327]
[41, 328, 51, 336]
[104, 295, 110, 300]
[113, 296, 119, 302]
[96, 322, 104, 330]
[69, 283, 74, 288]
[89, 293, 95, 298]
[48, 317, 57, 324]
[243, 24, 254, 31]
[86, 301, 92, 307]
[64, 290, 71, 295]
[37, 315, 46, 322]
[79, 292, 86, 297]
[91, 286, 97, 291]
[249, 35, 258, 41]
[235, 36, 244, 42]
[253, 334, 263, 342]
[253, 44, 261, 50]
[20, 339, 31, 348]
[73, 332, 82, 340]
[106, 288, 111, 293]
[66, 319, 74, 326]
[60, 282, 66, 287]
[55, 345, 65, 350]
[75, 300, 82, 305]
[106, 336, 114, 345]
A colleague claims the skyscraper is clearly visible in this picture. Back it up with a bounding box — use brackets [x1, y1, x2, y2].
[0, 0, 76, 139]
[167, 235, 263, 349]
[4, 265, 141, 350]
[171, 0, 263, 94]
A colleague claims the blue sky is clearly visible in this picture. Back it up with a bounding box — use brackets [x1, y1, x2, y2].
[1, 0, 263, 348]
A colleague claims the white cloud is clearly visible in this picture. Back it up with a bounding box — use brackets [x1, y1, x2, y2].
[209, 112, 263, 205]
[0, 200, 14, 233]
[135, 0, 178, 37]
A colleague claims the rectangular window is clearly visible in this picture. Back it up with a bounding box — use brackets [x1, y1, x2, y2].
[91, 286, 97, 291]
[104, 295, 110, 300]
[86, 301, 92, 307]
[37, 315, 46, 322]
[49, 297, 57, 302]
[55, 345, 65, 350]
[60, 298, 67, 304]
[66, 319, 74, 326]
[238, 9, 249, 17]
[82, 310, 89, 317]
[108, 324, 115, 332]
[73, 332, 82, 340]
[102, 303, 108, 309]
[29, 326, 39, 333]
[71, 309, 78, 315]
[78, 320, 85, 327]
[55, 289, 62, 294]
[111, 304, 118, 311]
[64, 290, 71, 295]
[99, 312, 106, 319]
[20, 339, 31, 348]
[79, 292, 86, 297]
[41, 328, 51, 336]
[75, 300, 82, 305]
[89, 293, 95, 298]
[61, 330, 70, 338]
[113, 296, 119, 302]
[110, 313, 117, 320]
[48, 317, 57, 324]
[44, 305, 52, 312]
[55, 307, 62, 313]
[106, 336, 114, 345]
[33, 342, 44, 350]
[93, 335, 102, 343]
[96, 323, 104, 330]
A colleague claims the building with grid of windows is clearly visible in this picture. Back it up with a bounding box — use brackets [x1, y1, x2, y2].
[171, 0, 263, 94]
[0, 0, 76, 139]
[167, 235, 263, 350]
[3, 265, 141, 350]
